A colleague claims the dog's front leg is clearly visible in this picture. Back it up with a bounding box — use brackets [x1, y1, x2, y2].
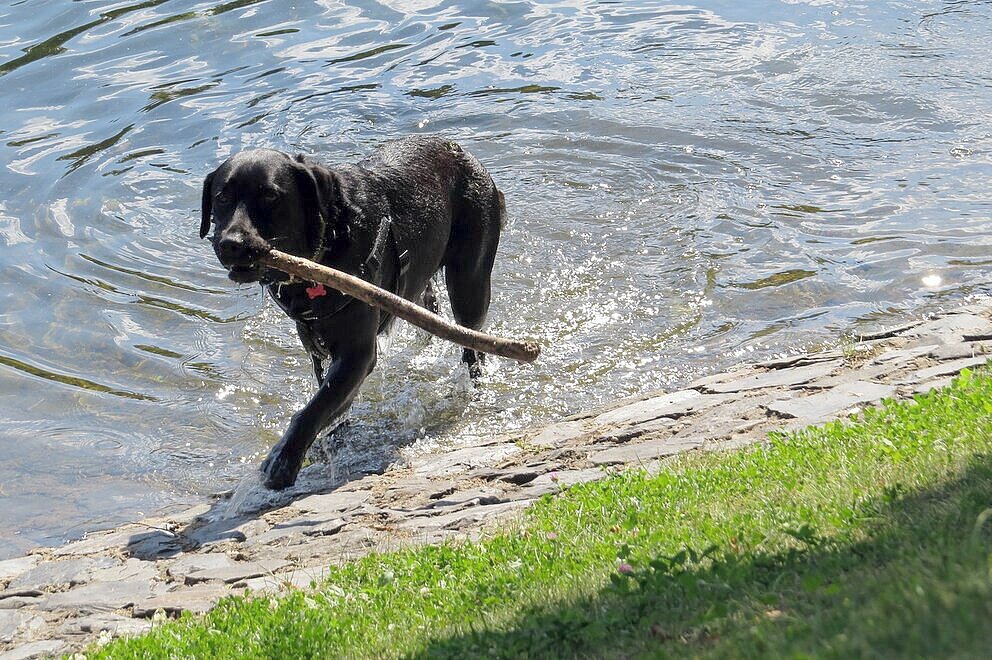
[260, 331, 377, 490]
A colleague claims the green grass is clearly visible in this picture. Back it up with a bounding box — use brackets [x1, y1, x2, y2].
[95, 367, 992, 658]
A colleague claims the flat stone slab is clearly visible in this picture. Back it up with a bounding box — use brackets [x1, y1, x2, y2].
[240, 566, 333, 594]
[927, 341, 992, 361]
[589, 437, 702, 467]
[133, 584, 235, 618]
[288, 489, 371, 515]
[6, 557, 118, 593]
[185, 559, 288, 585]
[0, 610, 42, 644]
[0, 639, 68, 660]
[592, 389, 703, 427]
[167, 553, 237, 581]
[37, 580, 158, 613]
[870, 344, 939, 365]
[90, 558, 158, 584]
[901, 356, 988, 383]
[698, 360, 842, 394]
[527, 420, 588, 448]
[0, 558, 36, 583]
[52, 526, 179, 558]
[519, 468, 606, 497]
[766, 381, 896, 422]
[182, 516, 270, 549]
[249, 517, 348, 547]
[422, 487, 504, 511]
[0, 597, 40, 610]
[397, 500, 531, 532]
[411, 443, 521, 478]
[904, 314, 992, 343]
[64, 613, 153, 637]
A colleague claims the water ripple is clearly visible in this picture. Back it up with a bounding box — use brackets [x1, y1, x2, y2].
[0, 0, 990, 556]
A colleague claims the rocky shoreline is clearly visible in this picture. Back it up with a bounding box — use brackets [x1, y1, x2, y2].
[3, 302, 992, 658]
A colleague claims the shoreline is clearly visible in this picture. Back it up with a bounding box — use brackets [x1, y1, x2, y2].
[3, 301, 992, 657]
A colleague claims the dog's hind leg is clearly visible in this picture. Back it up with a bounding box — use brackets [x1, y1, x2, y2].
[444, 184, 503, 378]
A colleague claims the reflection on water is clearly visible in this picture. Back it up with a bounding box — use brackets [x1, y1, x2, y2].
[1, 0, 991, 557]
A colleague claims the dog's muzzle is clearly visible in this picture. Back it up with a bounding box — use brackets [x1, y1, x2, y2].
[215, 233, 269, 283]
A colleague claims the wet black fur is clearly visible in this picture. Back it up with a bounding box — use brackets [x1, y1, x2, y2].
[200, 136, 504, 489]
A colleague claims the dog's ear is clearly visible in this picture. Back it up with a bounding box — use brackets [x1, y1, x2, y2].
[200, 169, 217, 239]
[293, 155, 356, 246]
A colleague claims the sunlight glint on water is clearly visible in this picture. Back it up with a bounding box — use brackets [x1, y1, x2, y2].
[0, 0, 990, 556]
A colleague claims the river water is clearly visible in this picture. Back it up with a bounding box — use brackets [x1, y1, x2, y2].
[0, 0, 990, 557]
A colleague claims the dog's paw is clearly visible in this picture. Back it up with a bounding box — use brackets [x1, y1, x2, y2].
[260, 451, 301, 491]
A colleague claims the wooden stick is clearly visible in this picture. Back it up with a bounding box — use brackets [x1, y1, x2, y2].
[259, 248, 541, 364]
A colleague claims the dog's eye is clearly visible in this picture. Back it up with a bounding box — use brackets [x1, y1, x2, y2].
[215, 190, 231, 205]
[263, 190, 282, 204]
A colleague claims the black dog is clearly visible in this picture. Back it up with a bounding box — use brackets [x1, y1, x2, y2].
[200, 136, 504, 490]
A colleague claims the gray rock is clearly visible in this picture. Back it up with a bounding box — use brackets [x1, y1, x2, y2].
[928, 342, 992, 361]
[132, 583, 234, 617]
[758, 352, 844, 369]
[52, 526, 180, 559]
[139, 503, 212, 529]
[687, 366, 749, 390]
[90, 558, 158, 584]
[808, 362, 900, 389]
[856, 321, 923, 341]
[37, 580, 158, 613]
[249, 517, 348, 547]
[0, 588, 42, 600]
[64, 613, 153, 637]
[185, 559, 288, 585]
[167, 553, 236, 582]
[588, 437, 702, 467]
[411, 443, 520, 478]
[240, 566, 332, 594]
[381, 477, 456, 502]
[289, 489, 371, 516]
[469, 466, 542, 485]
[182, 516, 270, 549]
[0, 597, 40, 610]
[6, 557, 118, 593]
[519, 468, 606, 497]
[0, 639, 67, 660]
[765, 381, 896, 422]
[902, 356, 988, 383]
[398, 500, 531, 532]
[870, 344, 939, 365]
[592, 389, 703, 427]
[595, 415, 679, 443]
[905, 314, 992, 343]
[913, 377, 954, 395]
[0, 610, 43, 644]
[699, 360, 842, 394]
[421, 487, 503, 511]
[527, 420, 588, 448]
[0, 557, 36, 582]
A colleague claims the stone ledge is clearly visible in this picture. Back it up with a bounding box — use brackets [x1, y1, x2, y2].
[1, 303, 990, 657]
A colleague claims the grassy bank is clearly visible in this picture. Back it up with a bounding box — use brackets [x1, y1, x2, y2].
[96, 367, 992, 658]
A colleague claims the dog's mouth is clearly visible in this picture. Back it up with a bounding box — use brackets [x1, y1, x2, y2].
[226, 262, 292, 285]
[226, 263, 263, 283]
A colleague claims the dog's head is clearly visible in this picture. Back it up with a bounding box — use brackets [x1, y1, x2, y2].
[200, 149, 346, 283]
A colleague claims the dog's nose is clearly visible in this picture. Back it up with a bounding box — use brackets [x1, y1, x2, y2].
[217, 234, 253, 263]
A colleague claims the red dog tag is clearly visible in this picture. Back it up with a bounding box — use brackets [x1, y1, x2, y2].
[306, 283, 327, 300]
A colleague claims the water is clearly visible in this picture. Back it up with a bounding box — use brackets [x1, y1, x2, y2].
[0, 0, 990, 557]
